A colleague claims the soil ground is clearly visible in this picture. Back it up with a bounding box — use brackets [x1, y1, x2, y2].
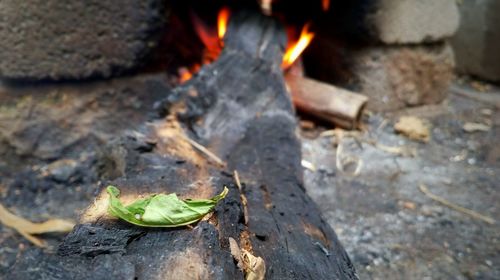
[0, 74, 170, 274]
[0, 75, 498, 279]
[302, 80, 499, 279]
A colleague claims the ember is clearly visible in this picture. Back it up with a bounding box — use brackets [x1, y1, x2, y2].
[322, 0, 330, 12]
[178, 67, 193, 83]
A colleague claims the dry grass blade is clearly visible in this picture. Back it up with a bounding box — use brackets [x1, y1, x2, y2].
[0, 203, 75, 247]
[419, 185, 495, 225]
[184, 136, 226, 167]
[374, 143, 417, 157]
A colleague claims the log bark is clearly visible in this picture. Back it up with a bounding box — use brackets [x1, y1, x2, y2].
[7, 11, 357, 280]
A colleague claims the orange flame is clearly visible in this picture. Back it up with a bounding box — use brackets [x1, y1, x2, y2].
[178, 64, 201, 84]
[185, 8, 231, 84]
[282, 23, 315, 69]
[179, 67, 193, 83]
[322, 0, 330, 11]
[218, 7, 230, 40]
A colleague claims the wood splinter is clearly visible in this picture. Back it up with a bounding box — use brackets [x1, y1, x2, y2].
[285, 74, 368, 130]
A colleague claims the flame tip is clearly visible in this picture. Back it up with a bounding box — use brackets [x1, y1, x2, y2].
[217, 7, 230, 40]
[282, 23, 315, 69]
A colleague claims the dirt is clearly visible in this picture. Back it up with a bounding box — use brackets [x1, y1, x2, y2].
[0, 74, 170, 274]
[0, 73, 498, 279]
[301, 81, 499, 279]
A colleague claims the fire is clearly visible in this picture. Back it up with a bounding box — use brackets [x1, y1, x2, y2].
[178, 64, 201, 84]
[217, 7, 230, 40]
[322, 0, 330, 11]
[282, 23, 315, 69]
[187, 8, 315, 82]
[184, 8, 231, 83]
[259, 0, 272, 15]
[178, 67, 193, 83]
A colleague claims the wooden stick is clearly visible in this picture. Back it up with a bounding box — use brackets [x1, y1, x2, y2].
[184, 136, 226, 167]
[419, 184, 495, 225]
[285, 74, 368, 129]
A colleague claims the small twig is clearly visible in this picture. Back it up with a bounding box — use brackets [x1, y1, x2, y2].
[234, 170, 243, 192]
[301, 160, 317, 172]
[319, 129, 336, 138]
[372, 142, 417, 157]
[234, 170, 249, 225]
[377, 119, 389, 131]
[184, 136, 226, 167]
[419, 184, 495, 225]
[324, 129, 416, 157]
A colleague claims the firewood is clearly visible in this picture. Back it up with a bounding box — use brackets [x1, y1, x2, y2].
[285, 74, 368, 129]
[7, 11, 357, 280]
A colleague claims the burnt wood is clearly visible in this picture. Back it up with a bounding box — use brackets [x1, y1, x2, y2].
[7, 11, 357, 280]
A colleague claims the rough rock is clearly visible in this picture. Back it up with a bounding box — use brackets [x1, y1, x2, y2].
[354, 43, 455, 112]
[451, 0, 500, 82]
[0, 0, 165, 81]
[305, 40, 455, 112]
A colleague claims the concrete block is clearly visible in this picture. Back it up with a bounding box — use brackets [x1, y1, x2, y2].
[451, 0, 500, 82]
[0, 0, 165, 81]
[368, 0, 460, 44]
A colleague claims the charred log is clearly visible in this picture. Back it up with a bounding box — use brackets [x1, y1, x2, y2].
[7, 11, 357, 280]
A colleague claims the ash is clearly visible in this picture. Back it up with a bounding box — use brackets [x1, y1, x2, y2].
[301, 81, 500, 279]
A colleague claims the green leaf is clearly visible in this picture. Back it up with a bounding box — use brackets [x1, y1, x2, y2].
[106, 185, 228, 227]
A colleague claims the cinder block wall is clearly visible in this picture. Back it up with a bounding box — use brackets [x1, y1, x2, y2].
[304, 0, 459, 112]
[0, 0, 165, 81]
[451, 0, 500, 82]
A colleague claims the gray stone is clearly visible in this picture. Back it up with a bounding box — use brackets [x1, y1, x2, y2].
[0, 0, 165, 81]
[451, 0, 500, 82]
[368, 0, 460, 44]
